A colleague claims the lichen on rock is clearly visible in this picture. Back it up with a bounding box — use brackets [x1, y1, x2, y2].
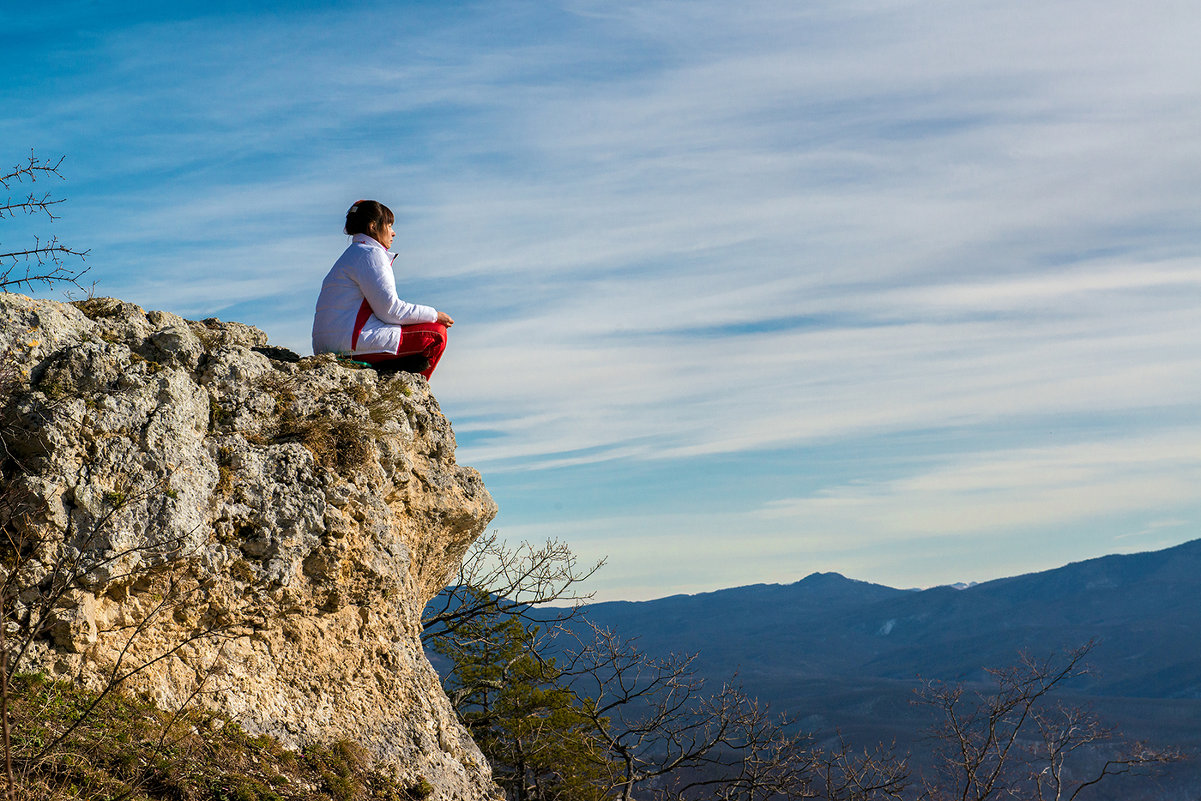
[0, 293, 500, 800]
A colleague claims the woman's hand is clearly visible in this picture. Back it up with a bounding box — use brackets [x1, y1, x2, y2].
[437, 310, 455, 327]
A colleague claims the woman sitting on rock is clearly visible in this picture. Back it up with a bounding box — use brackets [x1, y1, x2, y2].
[312, 200, 454, 379]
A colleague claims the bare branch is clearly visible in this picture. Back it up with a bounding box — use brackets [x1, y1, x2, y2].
[0, 151, 89, 291]
[915, 644, 1181, 801]
[559, 621, 816, 801]
[421, 532, 605, 644]
[0, 153, 67, 192]
[809, 736, 910, 801]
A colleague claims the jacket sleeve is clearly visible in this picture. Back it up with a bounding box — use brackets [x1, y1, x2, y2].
[353, 251, 437, 325]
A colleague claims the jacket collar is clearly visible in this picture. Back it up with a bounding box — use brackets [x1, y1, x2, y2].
[352, 233, 384, 249]
[351, 232, 397, 261]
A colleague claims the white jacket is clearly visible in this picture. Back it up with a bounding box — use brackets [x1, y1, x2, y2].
[312, 233, 437, 355]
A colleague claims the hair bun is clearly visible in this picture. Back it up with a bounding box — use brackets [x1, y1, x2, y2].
[343, 199, 395, 237]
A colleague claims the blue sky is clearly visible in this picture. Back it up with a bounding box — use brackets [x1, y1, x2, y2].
[4, 0, 1201, 600]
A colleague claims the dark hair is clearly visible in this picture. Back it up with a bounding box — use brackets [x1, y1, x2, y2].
[344, 200, 395, 237]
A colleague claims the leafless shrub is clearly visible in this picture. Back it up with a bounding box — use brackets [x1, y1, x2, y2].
[561, 622, 816, 801]
[422, 532, 605, 645]
[1, 152, 89, 293]
[914, 643, 1183, 801]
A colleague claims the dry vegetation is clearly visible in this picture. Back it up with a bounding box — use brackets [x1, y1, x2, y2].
[4, 674, 434, 801]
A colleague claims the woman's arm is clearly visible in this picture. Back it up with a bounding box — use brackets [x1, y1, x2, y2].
[354, 251, 437, 325]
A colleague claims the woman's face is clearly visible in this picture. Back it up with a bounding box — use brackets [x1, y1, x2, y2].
[372, 220, 395, 249]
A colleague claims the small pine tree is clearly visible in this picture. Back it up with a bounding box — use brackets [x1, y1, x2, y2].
[433, 589, 614, 801]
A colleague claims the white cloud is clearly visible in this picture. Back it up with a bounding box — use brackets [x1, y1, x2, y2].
[10, 0, 1201, 597]
[757, 433, 1201, 539]
[443, 286, 1201, 468]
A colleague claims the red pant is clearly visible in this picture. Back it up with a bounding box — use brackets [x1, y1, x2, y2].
[355, 322, 448, 380]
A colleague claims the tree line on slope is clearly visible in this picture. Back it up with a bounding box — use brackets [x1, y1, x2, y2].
[423, 535, 1184, 801]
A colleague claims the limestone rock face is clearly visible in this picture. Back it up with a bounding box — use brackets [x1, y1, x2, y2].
[0, 294, 499, 800]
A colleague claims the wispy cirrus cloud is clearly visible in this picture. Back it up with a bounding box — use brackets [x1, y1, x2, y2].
[758, 432, 1201, 536]
[6, 0, 1201, 597]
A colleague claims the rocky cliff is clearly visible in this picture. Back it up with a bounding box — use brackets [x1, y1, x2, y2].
[0, 293, 500, 800]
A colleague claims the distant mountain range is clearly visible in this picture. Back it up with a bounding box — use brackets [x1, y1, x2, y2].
[577, 538, 1201, 700]
[427, 538, 1201, 797]
[567, 538, 1201, 787]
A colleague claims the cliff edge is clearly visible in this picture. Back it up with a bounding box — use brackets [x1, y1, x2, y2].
[0, 294, 500, 800]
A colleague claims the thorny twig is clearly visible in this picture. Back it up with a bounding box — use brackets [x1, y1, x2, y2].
[0, 151, 89, 291]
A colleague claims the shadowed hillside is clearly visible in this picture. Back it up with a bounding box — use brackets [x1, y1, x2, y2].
[578, 538, 1201, 698]
[568, 539, 1201, 797]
